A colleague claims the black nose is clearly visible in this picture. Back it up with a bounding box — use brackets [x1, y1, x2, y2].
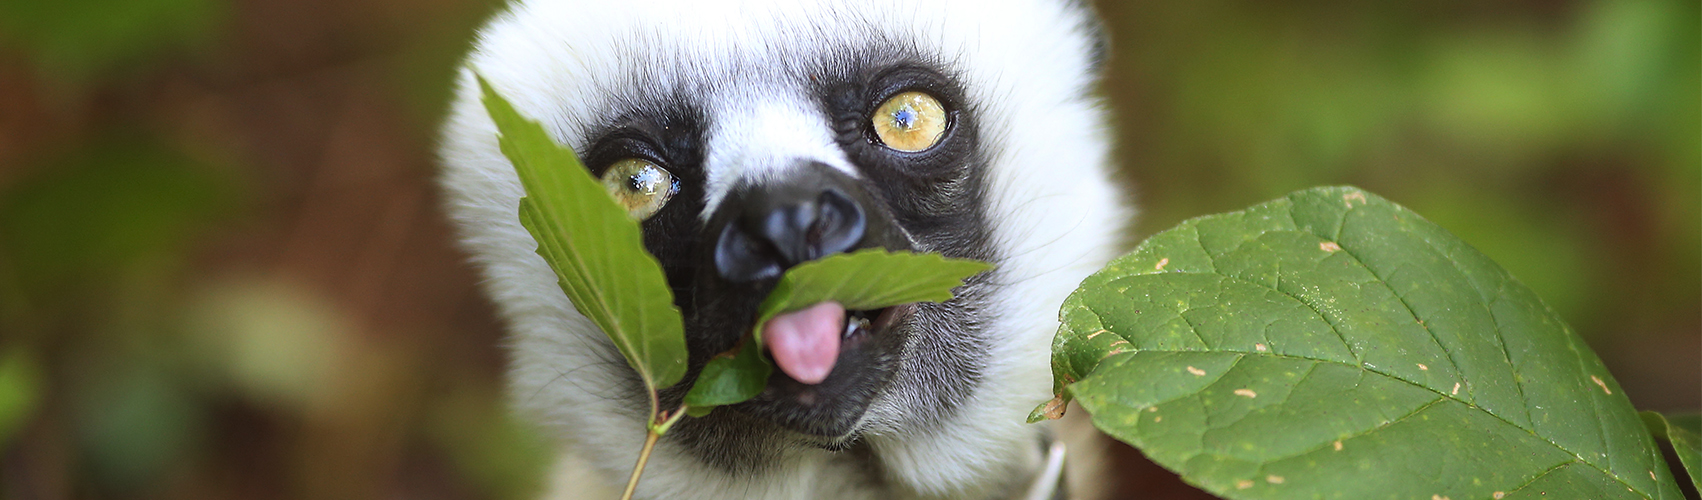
[714, 186, 866, 282]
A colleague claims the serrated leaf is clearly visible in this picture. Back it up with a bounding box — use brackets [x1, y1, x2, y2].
[1046, 186, 1682, 500]
[479, 78, 687, 390]
[754, 249, 992, 331]
[683, 249, 990, 407]
[1643, 411, 1701, 491]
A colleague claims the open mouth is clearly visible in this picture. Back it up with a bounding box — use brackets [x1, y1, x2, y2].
[762, 303, 907, 386]
[714, 302, 916, 440]
[845, 305, 904, 344]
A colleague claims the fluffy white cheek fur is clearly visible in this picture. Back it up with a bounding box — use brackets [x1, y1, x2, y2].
[435, 0, 1129, 498]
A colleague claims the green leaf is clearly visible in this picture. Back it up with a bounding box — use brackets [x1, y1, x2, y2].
[1643, 411, 1701, 491]
[753, 249, 992, 333]
[479, 78, 688, 390]
[683, 249, 990, 407]
[1046, 186, 1682, 500]
[684, 340, 770, 408]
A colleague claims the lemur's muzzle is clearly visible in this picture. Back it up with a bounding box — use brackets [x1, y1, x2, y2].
[688, 161, 914, 437]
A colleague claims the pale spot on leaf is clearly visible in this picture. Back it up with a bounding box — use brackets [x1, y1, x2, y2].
[1235, 480, 1254, 490]
[1155, 257, 1169, 271]
[1087, 329, 1109, 339]
[1333, 440, 1343, 451]
[1432, 495, 1450, 500]
[1266, 475, 1284, 484]
[1319, 241, 1341, 252]
[1255, 343, 1268, 352]
[1154, 415, 1162, 422]
[1451, 383, 1461, 395]
[1147, 406, 1158, 412]
[1493, 492, 1505, 499]
[1343, 191, 1367, 207]
[1187, 366, 1207, 376]
[1234, 389, 1258, 398]
[1591, 375, 1612, 395]
[1417, 363, 1428, 371]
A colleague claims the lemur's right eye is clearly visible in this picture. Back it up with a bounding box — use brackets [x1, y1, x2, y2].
[600, 158, 678, 220]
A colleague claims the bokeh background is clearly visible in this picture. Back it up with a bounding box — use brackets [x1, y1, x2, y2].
[0, 0, 1695, 498]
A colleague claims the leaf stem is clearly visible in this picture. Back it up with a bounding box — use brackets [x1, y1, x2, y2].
[619, 426, 661, 500]
[652, 404, 690, 435]
[620, 404, 690, 500]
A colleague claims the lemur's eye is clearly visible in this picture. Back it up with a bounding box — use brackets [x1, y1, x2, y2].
[871, 91, 947, 152]
[599, 158, 678, 220]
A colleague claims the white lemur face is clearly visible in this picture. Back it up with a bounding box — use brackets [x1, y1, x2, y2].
[437, 0, 1127, 498]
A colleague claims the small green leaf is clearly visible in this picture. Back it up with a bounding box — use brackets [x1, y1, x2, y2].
[1643, 411, 1701, 491]
[479, 78, 688, 390]
[684, 344, 770, 408]
[1047, 186, 1682, 500]
[683, 249, 990, 407]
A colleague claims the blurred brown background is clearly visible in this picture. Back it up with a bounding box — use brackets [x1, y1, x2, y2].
[0, 0, 1695, 499]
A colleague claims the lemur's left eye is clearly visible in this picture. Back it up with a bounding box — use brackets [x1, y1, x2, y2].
[871, 91, 947, 152]
[600, 158, 678, 220]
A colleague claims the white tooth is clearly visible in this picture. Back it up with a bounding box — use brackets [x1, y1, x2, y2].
[843, 317, 870, 339]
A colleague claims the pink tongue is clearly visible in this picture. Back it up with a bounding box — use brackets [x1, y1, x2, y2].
[763, 302, 844, 385]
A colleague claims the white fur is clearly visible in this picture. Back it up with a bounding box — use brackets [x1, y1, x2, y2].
[437, 0, 1128, 498]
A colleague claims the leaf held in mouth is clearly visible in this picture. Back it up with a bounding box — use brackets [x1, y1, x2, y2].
[683, 249, 992, 407]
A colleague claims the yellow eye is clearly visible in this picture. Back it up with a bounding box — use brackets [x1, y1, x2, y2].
[871, 91, 948, 152]
[599, 158, 678, 220]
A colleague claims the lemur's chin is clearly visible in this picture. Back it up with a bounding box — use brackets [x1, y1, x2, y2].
[665, 164, 920, 441]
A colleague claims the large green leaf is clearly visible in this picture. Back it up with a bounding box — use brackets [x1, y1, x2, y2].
[684, 249, 990, 407]
[1642, 411, 1701, 491]
[479, 78, 687, 390]
[1044, 186, 1681, 499]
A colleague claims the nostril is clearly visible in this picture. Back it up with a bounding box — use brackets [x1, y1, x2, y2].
[812, 188, 865, 258]
[715, 223, 784, 282]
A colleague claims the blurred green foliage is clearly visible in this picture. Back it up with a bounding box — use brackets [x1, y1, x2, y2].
[1101, 0, 1699, 339]
[0, 349, 41, 448]
[0, 0, 221, 82]
[0, 0, 1693, 499]
[1, 142, 236, 302]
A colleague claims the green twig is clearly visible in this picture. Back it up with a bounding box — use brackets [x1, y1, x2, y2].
[619, 404, 690, 500]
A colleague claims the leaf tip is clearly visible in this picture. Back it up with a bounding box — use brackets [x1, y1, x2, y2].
[1028, 395, 1068, 423]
